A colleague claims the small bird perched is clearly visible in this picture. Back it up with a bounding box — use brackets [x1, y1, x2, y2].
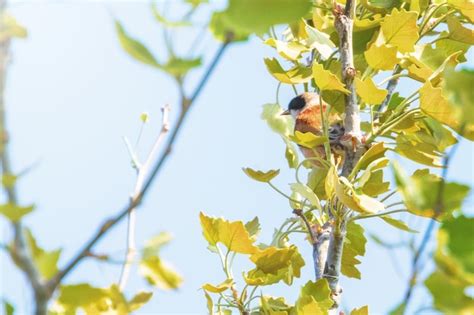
[281, 92, 345, 166]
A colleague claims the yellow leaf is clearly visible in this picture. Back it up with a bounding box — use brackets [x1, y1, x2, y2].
[242, 167, 280, 182]
[381, 8, 419, 52]
[448, 0, 474, 23]
[420, 81, 474, 140]
[202, 279, 234, 293]
[289, 130, 328, 148]
[351, 305, 369, 315]
[447, 16, 474, 45]
[312, 63, 349, 94]
[264, 58, 312, 84]
[199, 212, 258, 254]
[364, 44, 399, 70]
[335, 178, 385, 214]
[0, 203, 34, 222]
[139, 256, 183, 290]
[0, 14, 27, 42]
[355, 77, 388, 104]
[264, 38, 309, 60]
[354, 142, 387, 171]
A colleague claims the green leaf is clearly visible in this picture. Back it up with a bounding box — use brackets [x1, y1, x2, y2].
[364, 44, 399, 70]
[139, 255, 183, 290]
[351, 305, 369, 315]
[115, 21, 159, 67]
[447, 16, 474, 44]
[264, 38, 309, 61]
[151, 4, 191, 27]
[380, 216, 417, 233]
[395, 132, 443, 167]
[392, 164, 470, 218]
[244, 245, 305, 286]
[290, 183, 322, 210]
[245, 216, 261, 240]
[57, 284, 108, 312]
[215, 0, 312, 35]
[3, 299, 14, 315]
[380, 8, 419, 52]
[307, 167, 329, 200]
[305, 24, 336, 60]
[312, 63, 350, 94]
[261, 103, 294, 137]
[209, 12, 249, 42]
[202, 278, 234, 293]
[162, 57, 202, 77]
[360, 170, 390, 197]
[342, 221, 367, 279]
[355, 77, 388, 105]
[25, 230, 61, 280]
[285, 140, 300, 169]
[296, 279, 333, 313]
[1, 174, 17, 189]
[354, 142, 387, 171]
[260, 295, 293, 314]
[0, 203, 34, 222]
[264, 58, 312, 84]
[199, 212, 258, 254]
[289, 131, 328, 149]
[128, 292, 153, 312]
[441, 216, 474, 273]
[242, 167, 280, 183]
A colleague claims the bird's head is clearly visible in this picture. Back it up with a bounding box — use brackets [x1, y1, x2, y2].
[281, 92, 320, 119]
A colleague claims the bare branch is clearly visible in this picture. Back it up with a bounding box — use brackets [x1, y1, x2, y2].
[118, 104, 171, 290]
[46, 37, 233, 292]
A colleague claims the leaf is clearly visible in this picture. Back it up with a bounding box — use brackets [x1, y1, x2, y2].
[342, 221, 367, 279]
[115, 21, 159, 67]
[285, 140, 299, 169]
[364, 44, 399, 70]
[289, 131, 328, 149]
[296, 279, 333, 313]
[209, 11, 249, 42]
[264, 58, 312, 84]
[395, 133, 443, 167]
[57, 284, 108, 311]
[0, 203, 34, 222]
[0, 14, 27, 42]
[380, 216, 417, 233]
[204, 291, 214, 315]
[290, 183, 322, 210]
[142, 232, 173, 258]
[264, 38, 309, 61]
[442, 216, 474, 273]
[335, 178, 385, 214]
[244, 245, 305, 286]
[420, 79, 474, 140]
[351, 305, 369, 315]
[24, 230, 61, 280]
[1, 174, 17, 189]
[199, 212, 258, 254]
[3, 299, 14, 315]
[360, 169, 390, 197]
[355, 142, 387, 171]
[305, 24, 336, 60]
[128, 292, 153, 312]
[162, 57, 202, 77]
[260, 295, 293, 314]
[215, 0, 312, 35]
[380, 8, 419, 52]
[307, 167, 328, 200]
[448, 0, 474, 23]
[261, 103, 294, 137]
[202, 278, 234, 293]
[139, 255, 183, 290]
[312, 63, 350, 94]
[245, 217, 261, 240]
[355, 77, 388, 105]
[242, 167, 280, 183]
[151, 4, 191, 28]
[392, 164, 470, 218]
[447, 16, 474, 44]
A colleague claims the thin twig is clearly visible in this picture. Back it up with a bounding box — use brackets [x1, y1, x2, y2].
[401, 137, 462, 314]
[118, 104, 171, 290]
[0, 2, 51, 314]
[45, 36, 233, 292]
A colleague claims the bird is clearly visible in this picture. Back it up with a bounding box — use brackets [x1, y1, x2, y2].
[281, 92, 345, 167]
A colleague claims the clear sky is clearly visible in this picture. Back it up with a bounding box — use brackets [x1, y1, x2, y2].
[1, 1, 472, 314]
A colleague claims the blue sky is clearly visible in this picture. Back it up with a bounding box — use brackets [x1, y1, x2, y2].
[1, 1, 473, 314]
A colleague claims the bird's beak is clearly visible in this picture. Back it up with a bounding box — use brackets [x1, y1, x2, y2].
[281, 109, 290, 116]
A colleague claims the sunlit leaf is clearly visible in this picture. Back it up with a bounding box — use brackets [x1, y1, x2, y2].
[260, 295, 293, 314]
[380, 216, 417, 233]
[242, 167, 280, 183]
[0, 203, 34, 222]
[448, 0, 474, 22]
[289, 131, 328, 149]
[285, 140, 300, 168]
[264, 58, 312, 84]
[162, 57, 202, 77]
[342, 221, 367, 279]
[447, 16, 474, 44]
[0, 14, 27, 42]
[305, 24, 336, 60]
[442, 216, 474, 273]
[24, 230, 61, 280]
[261, 103, 294, 137]
[335, 178, 385, 214]
[128, 292, 153, 312]
[139, 255, 183, 290]
[151, 4, 191, 27]
[142, 232, 173, 259]
[312, 63, 350, 94]
[380, 8, 419, 52]
[1, 174, 17, 189]
[290, 183, 322, 210]
[264, 38, 309, 61]
[364, 44, 399, 70]
[245, 216, 261, 240]
[199, 212, 258, 254]
[296, 279, 333, 313]
[351, 305, 369, 315]
[307, 167, 329, 200]
[355, 77, 388, 105]
[202, 278, 234, 293]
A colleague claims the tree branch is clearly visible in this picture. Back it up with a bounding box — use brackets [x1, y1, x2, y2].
[0, 2, 51, 314]
[118, 104, 171, 290]
[46, 37, 232, 293]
